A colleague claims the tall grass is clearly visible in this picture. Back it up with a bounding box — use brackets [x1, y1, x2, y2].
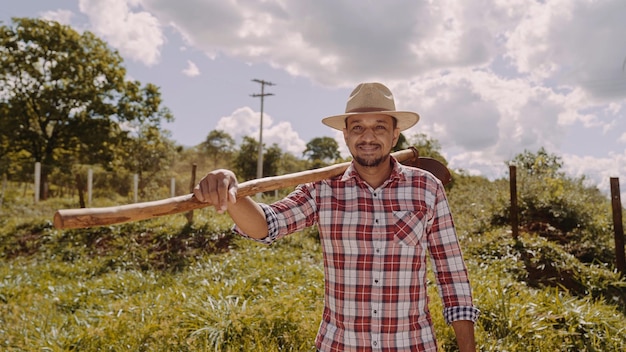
[1, 184, 625, 351]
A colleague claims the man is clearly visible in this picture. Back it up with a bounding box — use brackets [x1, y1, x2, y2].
[194, 82, 479, 351]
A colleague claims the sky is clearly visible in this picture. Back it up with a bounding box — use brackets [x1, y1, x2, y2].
[2, 0, 626, 200]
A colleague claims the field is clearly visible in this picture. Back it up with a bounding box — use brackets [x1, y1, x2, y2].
[1, 175, 625, 351]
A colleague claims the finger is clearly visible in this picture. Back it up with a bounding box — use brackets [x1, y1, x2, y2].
[215, 177, 231, 213]
[193, 180, 208, 203]
[228, 185, 237, 204]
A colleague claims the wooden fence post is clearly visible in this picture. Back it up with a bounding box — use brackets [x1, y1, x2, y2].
[34, 162, 41, 204]
[87, 168, 93, 206]
[186, 164, 197, 224]
[133, 174, 139, 203]
[0, 174, 7, 212]
[509, 165, 519, 240]
[610, 177, 625, 275]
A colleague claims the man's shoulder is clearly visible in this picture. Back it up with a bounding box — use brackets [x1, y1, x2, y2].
[398, 163, 441, 184]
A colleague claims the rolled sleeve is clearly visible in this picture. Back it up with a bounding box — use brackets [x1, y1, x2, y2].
[444, 306, 480, 325]
[233, 203, 280, 245]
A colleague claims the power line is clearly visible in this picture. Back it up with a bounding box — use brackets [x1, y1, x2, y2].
[250, 79, 275, 184]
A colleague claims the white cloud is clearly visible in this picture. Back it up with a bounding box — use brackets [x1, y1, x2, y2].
[40, 9, 74, 24]
[215, 107, 259, 140]
[77, 0, 626, 198]
[563, 151, 626, 200]
[505, 0, 626, 100]
[139, 0, 514, 85]
[78, 0, 165, 66]
[263, 121, 307, 156]
[215, 107, 306, 157]
[182, 60, 200, 77]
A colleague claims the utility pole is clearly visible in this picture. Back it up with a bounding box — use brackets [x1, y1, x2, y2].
[251, 79, 275, 181]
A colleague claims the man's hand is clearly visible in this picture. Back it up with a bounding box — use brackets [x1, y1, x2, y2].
[194, 169, 269, 239]
[193, 169, 238, 213]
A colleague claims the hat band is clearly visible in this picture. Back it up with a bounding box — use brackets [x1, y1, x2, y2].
[346, 107, 392, 113]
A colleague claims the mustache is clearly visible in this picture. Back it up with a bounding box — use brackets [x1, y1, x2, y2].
[356, 142, 381, 148]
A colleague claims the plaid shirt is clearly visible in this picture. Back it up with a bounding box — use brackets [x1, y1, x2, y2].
[235, 157, 479, 351]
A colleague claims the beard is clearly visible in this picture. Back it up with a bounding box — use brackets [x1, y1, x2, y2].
[354, 155, 386, 167]
[353, 143, 388, 167]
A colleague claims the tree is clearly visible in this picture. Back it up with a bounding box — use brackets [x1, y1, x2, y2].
[392, 133, 409, 152]
[509, 147, 563, 177]
[303, 137, 340, 168]
[0, 18, 172, 198]
[233, 137, 283, 181]
[408, 133, 448, 165]
[114, 124, 180, 199]
[201, 130, 235, 168]
[263, 143, 283, 178]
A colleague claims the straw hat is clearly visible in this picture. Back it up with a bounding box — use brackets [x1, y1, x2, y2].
[322, 82, 420, 131]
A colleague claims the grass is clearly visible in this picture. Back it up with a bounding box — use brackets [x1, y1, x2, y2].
[1, 184, 625, 351]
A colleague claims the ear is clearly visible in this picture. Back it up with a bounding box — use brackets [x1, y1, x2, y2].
[391, 128, 400, 147]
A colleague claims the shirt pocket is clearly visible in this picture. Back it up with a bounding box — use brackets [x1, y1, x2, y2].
[392, 210, 426, 247]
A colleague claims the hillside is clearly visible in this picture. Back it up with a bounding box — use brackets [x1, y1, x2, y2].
[0, 171, 625, 351]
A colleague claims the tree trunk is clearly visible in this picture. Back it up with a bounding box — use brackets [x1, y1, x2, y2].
[75, 173, 86, 208]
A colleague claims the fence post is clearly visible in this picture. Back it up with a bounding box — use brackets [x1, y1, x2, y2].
[610, 177, 625, 275]
[171, 177, 176, 198]
[133, 174, 139, 203]
[87, 168, 93, 206]
[0, 174, 6, 212]
[186, 164, 197, 224]
[509, 165, 519, 240]
[34, 162, 41, 204]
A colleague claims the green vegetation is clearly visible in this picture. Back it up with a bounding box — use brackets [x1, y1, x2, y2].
[1, 147, 625, 351]
[0, 17, 624, 352]
[0, 18, 173, 201]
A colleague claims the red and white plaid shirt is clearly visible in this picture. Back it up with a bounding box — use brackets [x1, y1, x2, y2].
[236, 157, 479, 351]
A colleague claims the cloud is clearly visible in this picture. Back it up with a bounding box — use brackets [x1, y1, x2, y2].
[563, 151, 626, 200]
[505, 0, 626, 100]
[182, 60, 200, 77]
[140, 0, 514, 85]
[215, 107, 259, 139]
[40, 9, 74, 24]
[78, 0, 165, 66]
[85, 0, 625, 198]
[215, 107, 306, 157]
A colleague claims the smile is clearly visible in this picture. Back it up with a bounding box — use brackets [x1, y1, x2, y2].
[357, 144, 381, 152]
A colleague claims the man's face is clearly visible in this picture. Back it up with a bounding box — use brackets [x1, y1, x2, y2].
[343, 114, 400, 168]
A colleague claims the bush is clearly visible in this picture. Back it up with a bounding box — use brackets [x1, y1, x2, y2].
[488, 173, 616, 265]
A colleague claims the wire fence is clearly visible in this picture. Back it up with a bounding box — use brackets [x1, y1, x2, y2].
[2, 162, 624, 275]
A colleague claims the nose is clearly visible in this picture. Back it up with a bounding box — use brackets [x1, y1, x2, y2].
[360, 127, 377, 141]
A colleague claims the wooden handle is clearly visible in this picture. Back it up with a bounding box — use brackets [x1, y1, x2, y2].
[53, 148, 420, 229]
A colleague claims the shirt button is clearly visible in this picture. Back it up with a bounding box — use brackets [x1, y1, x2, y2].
[374, 279, 379, 284]
[375, 248, 380, 254]
[373, 341, 378, 346]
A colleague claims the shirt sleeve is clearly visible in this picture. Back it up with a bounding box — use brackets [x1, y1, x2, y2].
[426, 179, 480, 324]
[233, 203, 280, 245]
[233, 184, 318, 245]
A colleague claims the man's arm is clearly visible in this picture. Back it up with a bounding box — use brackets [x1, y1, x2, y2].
[226, 196, 268, 239]
[451, 320, 476, 352]
[193, 169, 268, 239]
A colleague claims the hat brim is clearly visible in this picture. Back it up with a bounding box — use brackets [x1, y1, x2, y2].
[322, 111, 420, 131]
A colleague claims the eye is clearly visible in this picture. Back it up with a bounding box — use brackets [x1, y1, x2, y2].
[375, 125, 389, 132]
[351, 125, 364, 132]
